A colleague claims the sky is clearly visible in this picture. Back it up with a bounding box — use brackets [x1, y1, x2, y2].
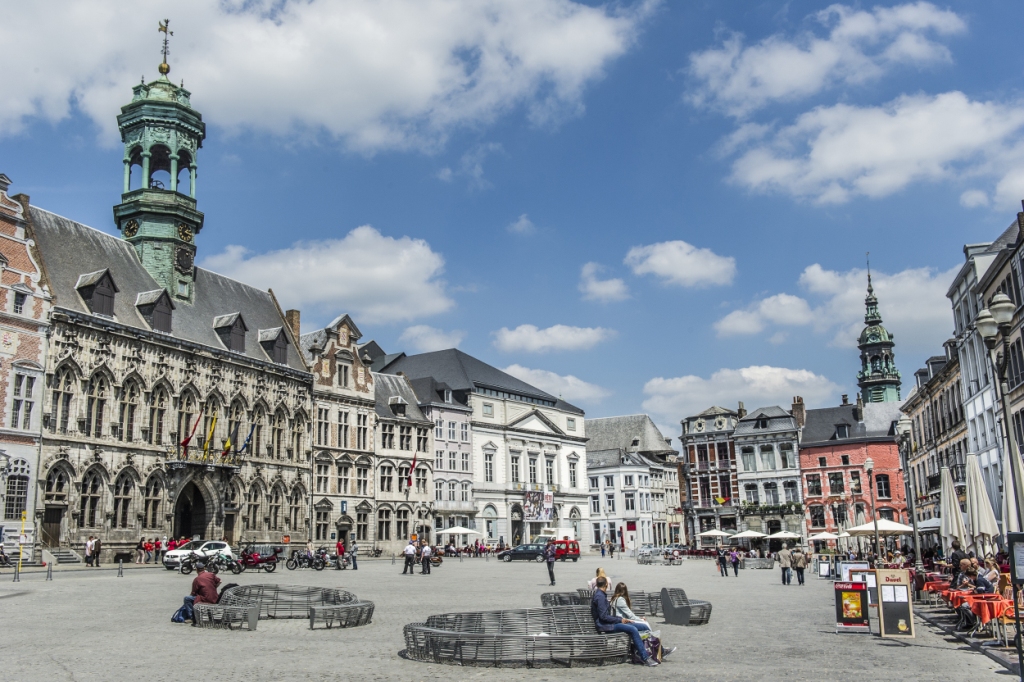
[2, 0, 1022, 439]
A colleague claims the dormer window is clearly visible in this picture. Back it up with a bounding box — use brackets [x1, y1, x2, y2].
[76, 269, 118, 317]
[213, 313, 248, 353]
[835, 424, 850, 439]
[259, 328, 289, 364]
[13, 292, 25, 314]
[631, 438, 640, 447]
[755, 418, 769, 429]
[444, 390, 452, 403]
[389, 397, 407, 417]
[136, 290, 174, 333]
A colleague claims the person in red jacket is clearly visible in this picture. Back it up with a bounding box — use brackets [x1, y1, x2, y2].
[335, 540, 345, 570]
[188, 562, 221, 626]
[144, 540, 154, 563]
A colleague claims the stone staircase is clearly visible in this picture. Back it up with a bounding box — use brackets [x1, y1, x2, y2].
[47, 547, 82, 565]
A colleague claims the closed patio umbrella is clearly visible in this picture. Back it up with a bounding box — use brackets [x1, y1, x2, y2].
[964, 454, 999, 557]
[939, 466, 968, 555]
[1003, 440, 1024, 537]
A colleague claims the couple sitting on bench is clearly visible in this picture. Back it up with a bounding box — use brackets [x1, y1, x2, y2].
[590, 576, 676, 666]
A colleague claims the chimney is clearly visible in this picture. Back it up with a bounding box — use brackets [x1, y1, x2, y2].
[285, 309, 301, 344]
[737, 401, 747, 419]
[841, 394, 849, 405]
[791, 396, 806, 428]
[853, 394, 864, 422]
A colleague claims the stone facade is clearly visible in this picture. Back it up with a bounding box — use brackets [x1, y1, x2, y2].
[680, 406, 740, 546]
[0, 175, 51, 558]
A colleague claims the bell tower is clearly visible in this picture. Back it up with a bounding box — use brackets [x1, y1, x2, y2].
[856, 263, 901, 403]
[112, 19, 205, 303]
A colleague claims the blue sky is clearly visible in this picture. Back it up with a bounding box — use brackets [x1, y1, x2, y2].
[3, 0, 1022, 437]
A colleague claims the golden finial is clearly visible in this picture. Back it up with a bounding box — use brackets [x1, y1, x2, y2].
[158, 19, 173, 75]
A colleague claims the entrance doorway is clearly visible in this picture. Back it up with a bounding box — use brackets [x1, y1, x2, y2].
[42, 506, 64, 546]
[223, 513, 236, 545]
[173, 482, 208, 539]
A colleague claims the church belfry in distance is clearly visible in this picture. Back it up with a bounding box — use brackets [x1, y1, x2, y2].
[856, 269, 901, 402]
[112, 19, 205, 303]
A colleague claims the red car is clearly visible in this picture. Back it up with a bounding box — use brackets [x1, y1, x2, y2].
[554, 539, 580, 562]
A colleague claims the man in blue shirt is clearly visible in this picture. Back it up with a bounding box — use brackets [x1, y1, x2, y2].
[591, 577, 661, 666]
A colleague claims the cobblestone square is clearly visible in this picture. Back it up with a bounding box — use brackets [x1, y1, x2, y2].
[0, 556, 1006, 681]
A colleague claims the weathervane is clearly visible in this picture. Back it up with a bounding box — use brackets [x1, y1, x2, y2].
[158, 19, 173, 75]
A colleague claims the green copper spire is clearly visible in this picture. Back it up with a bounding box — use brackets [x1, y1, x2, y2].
[112, 20, 205, 303]
[856, 262, 901, 403]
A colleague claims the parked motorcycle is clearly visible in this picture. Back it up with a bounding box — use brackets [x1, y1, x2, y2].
[178, 551, 206, 575]
[237, 544, 280, 573]
[285, 549, 325, 571]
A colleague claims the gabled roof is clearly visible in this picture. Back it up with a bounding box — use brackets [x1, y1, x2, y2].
[325, 313, 363, 341]
[380, 348, 583, 415]
[373, 372, 429, 423]
[28, 206, 306, 371]
[587, 448, 648, 470]
[135, 289, 171, 307]
[801, 402, 903, 447]
[507, 408, 566, 436]
[734, 406, 798, 435]
[688, 405, 736, 420]
[75, 268, 117, 290]
[213, 312, 245, 329]
[587, 414, 675, 456]
[407, 376, 471, 412]
[258, 327, 284, 343]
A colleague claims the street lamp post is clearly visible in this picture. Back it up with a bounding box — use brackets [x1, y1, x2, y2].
[896, 416, 925, 572]
[865, 457, 881, 562]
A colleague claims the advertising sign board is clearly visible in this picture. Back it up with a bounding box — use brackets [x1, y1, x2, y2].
[875, 569, 915, 638]
[834, 582, 870, 633]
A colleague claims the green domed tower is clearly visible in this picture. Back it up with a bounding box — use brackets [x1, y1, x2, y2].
[111, 26, 205, 303]
[856, 273, 901, 402]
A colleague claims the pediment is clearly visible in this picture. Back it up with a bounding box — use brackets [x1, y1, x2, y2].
[508, 409, 564, 436]
[314, 497, 333, 510]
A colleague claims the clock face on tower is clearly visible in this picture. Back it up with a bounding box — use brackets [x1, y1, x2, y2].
[123, 219, 139, 238]
[174, 247, 194, 274]
[177, 223, 194, 243]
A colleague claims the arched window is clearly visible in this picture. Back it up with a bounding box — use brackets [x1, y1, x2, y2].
[118, 381, 139, 442]
[51, 367, 75, 433]
[149, 387, 168, 445]
[448, 480, 456, 501]
[269, 487, 283, 531]
[228, 400, 245, 454]
[143, 476, 162, 529]
[85, 375, 108, 438]
[398, 464, 410, 492]
[80, 470, 103, 527]
[111, 473, 134, 528]
[272, 409, 286, 458]
[44, 468, 69, 503]
[177, 391, 198, 447]
[291, 415, 305, 461]
[251, 407, 265, 457]
[245, 486, 262, 531]
[289, 488, 304, 530]
[3, 458, 29, 520]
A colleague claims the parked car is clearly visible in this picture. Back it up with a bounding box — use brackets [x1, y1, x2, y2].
[163, 540, 234, 570]
[497, 543, 546, 562]
[554, 539, 580, 562]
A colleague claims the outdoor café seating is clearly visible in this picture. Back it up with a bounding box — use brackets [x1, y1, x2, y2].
[403, 606, 632, 667]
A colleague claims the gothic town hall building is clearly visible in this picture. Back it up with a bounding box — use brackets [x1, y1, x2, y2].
[12, 66, 328, 562]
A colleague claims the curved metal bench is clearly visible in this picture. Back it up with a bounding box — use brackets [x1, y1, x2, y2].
[541, 592, 582, 607]
[220, 584, 357, 620]
[403, 606, 630, 667]
[571, 589, 659, 617]
[309, 601, 375, 629]
[660, 587, 712, 626]
[193, 602, 260, 630]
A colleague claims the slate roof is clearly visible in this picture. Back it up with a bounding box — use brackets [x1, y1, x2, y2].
[586, 448, 647, 470]
[373, 372, 430, 423]
[379, 348, 584, 415]
[28, 206, 307, 371]
[687, 405, 737, 420]
[407, 376, 472, 412]
[587, 414, 675, 455]
[734, 405, 798, 436]
[800, 401, 904, 446]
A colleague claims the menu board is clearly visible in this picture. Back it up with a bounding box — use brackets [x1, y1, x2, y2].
[875, 569, 915, 638]
[839, 561, 870, 582]
[850, 569, 878, 606]
[834, 582, 870, 633]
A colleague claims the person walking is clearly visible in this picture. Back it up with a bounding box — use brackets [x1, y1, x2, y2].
[402, 540, 416, 575]
[421, 541, 432, 575]
[601, 542, 606, 558]
[544, 540, 557, 586]
[84, 536, 94, 567]
[777, 543, 793, 585]
[716, 545, 728, 577]
[135, 538, 145, 564]
[729, 549, 740, 577]
[792, 546, 807, 585]
[349, 540, 358, 570]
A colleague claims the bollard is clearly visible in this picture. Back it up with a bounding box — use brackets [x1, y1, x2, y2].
[391, 552, 396, 565]
[12, 563, 19, 582]
[117, 559, 124, 577]
[46, 562, 53, 581]
[459, 552, 463, 563]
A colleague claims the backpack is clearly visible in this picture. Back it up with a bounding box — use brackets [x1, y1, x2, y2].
[630, 631, 663, 664]
[171, 595, 195, 623]
[217, 583, 239, 604]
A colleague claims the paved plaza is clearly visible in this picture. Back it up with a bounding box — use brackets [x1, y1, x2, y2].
[0, 556, 1006, 681]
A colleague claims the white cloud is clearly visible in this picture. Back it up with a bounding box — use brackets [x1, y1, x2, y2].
[625, 240, 736, 287]
[0, 0, 652, 150]
[726, 91, 1024, 205]
[508, 214, 536, 235]
[579, 262, 629, 302]
[200, 225, 452, 325]
[492, 324, 614, 353]
[503, 364, 611, 404]
[960, 189, 990, 208]
[687, 2, 965, 117]
[714, 293, 813, 336]
[713, 264, 958, 354]
[399, 325, 465, 352]
[642, 366, 839, 425]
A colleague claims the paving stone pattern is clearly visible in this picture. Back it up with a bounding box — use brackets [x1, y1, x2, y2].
[0, 556, 1004, 681]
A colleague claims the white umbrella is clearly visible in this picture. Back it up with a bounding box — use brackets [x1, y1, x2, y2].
[731, 530, 767, 539]
[939, 466, 968, 554]
[845, 519, 914, 536]
[807, 531, 840, 541]
[1003, 440, 1024, 536]
[436, 526, 483, 536]
[766, 531, 801, 540]
[964, 454, 1000, 557]
[697, 529, 732, 537]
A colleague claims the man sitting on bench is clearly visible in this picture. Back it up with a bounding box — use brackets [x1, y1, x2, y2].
[591, 576, 661, 667]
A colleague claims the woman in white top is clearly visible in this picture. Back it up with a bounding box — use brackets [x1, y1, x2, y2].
[982, 557, 1000, 585]
[587, 567, 607, 590]
[609, 582, 650, 629]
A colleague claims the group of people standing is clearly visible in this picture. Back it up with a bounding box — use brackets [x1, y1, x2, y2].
[402, 540, 434, 575]
[775, 544, 808, 585]
[334, 540, 359, 570]
[83, 536, 102, 566]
